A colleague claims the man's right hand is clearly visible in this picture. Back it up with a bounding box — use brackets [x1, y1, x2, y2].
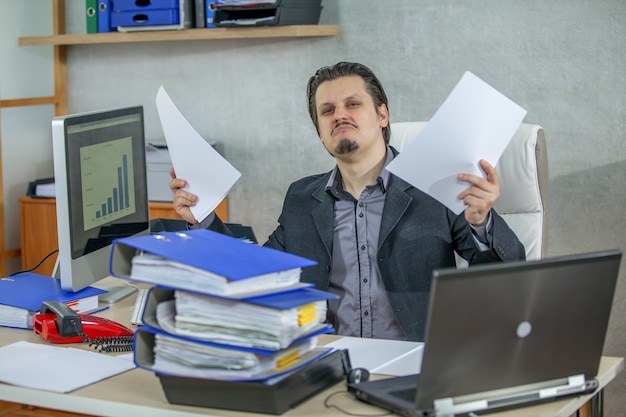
[169, 167, 199, 224]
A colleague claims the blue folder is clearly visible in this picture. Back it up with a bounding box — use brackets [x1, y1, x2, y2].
[0, 273, 105, 313]
[110, 229, 317, 282]
[140, 286, 335, 352]
[97, 0, 113, 32]
[133, 324, 335, 381]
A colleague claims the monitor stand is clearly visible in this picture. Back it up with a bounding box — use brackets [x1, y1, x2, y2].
[52, 259, 137, 304]
[95, 285, 137, 304]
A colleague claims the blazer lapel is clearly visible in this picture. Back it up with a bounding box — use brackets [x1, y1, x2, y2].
[379, 176, 413, 250]
[311, 182, 334, 258]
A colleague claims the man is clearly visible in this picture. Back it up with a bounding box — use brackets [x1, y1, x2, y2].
[170, 62, 526, 341]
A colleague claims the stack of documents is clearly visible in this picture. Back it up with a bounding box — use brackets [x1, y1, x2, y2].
[0, 273, 105, 329]
[137, 324, 324, 381]
[171, 288, 332, 350]
[110, 230, 337, 381]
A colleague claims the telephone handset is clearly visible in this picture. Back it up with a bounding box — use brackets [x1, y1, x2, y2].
[33, 300, 134, 352]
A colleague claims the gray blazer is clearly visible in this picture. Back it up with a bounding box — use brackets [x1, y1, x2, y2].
[211, 167, 525, 341]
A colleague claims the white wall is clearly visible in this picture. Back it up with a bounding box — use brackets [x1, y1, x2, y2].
[0, 0, 55, 271]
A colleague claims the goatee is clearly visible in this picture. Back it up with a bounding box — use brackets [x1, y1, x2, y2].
[335, 139, 359, 154]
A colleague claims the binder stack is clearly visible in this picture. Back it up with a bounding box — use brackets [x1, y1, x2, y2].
[110, 229, 350, 414]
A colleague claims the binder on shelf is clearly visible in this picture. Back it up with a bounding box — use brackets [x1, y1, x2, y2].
[141, 287, 335, 351]
[86, 0, 98, 33]
[97, 0, 113, 32]
[134, 325, 330, 381]
[0, 273, 105, 329]
[109, 229, 317, 298]
[205, 0, 225, 28]
[195, 0, 205, 27]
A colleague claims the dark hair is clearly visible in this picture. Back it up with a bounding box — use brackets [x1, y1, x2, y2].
[306, 62, 391, 144]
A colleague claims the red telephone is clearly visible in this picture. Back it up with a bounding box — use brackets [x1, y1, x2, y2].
[33, 300, 134, 352]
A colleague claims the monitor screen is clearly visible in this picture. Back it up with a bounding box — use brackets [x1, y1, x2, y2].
[52, 105, 150, 302]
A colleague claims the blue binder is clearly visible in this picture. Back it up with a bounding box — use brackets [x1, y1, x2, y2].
[110, 229, 317, 297]
[133, 324, 334, 381]
[205, 1, 225, 28]
[0, 273, 105, 328]
[97, 0, 112, 32]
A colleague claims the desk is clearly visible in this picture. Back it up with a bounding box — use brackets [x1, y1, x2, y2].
[0, 279, 623, 417]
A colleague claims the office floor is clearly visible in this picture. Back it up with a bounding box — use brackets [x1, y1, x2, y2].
[0, 402, 84, 417]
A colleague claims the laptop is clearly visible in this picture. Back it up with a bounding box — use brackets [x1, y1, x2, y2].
[348, 250, 621, 417]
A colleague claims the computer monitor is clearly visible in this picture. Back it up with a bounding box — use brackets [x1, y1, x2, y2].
[51, 105, 150, 303]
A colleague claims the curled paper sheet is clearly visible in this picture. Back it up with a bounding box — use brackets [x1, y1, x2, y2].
[386, 71, 527, 214]
[156, 86, 241, 222]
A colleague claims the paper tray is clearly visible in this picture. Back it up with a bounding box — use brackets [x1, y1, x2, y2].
[157, 348, 350, 414]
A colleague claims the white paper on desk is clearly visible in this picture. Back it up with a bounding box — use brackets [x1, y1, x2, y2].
[0, 341, 135, 393]
[156, 86, 241, 222]
[386, 71, 527, 214]
[325, 337, 424, 376]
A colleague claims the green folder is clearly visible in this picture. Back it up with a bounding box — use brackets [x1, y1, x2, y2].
[86, 0, 98, 33]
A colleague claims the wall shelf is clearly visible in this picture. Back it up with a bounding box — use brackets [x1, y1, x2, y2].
[19, 25, 339, 46]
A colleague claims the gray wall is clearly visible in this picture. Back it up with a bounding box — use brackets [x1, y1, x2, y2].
[63, 1, 626, 414]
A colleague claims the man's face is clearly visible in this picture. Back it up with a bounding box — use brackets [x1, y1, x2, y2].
[314, 75, 388, 158]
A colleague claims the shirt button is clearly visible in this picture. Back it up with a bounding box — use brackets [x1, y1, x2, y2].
[359, 212, 364, 218]
[360, 245, 366, 251]
[363, 278, 368, 283]
[359, 202, 364, 207]
[364, 311, 369, 316]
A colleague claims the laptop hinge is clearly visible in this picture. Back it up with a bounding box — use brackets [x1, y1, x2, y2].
[433, 374, 588, 416]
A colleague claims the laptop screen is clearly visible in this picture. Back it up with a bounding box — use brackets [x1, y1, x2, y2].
[415, 250, 621, 409]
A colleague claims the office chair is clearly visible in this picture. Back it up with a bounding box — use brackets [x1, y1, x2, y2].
[389, 122, 549, 260]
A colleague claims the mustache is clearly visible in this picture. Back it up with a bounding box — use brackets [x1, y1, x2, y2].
[331, 121, 357, 135]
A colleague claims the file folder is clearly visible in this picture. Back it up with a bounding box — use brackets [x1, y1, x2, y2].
[133, 325, 331, 381]
[86, 0, 98, 33]
[109, 229, 317, 298]
[140, 287, 334, 351]
[97, 0, 112, 32]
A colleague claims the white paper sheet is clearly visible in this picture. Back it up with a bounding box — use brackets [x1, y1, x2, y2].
[325, 337, 424, 376]
[0, 341, 135, 393]
[386, 71, 527, 214]
[156, 86, 241, 222]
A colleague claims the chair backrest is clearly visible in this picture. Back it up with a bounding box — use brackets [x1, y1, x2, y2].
[389, 122, 549, 260]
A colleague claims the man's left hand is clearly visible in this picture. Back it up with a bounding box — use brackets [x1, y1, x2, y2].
[457, 159, 499, 226]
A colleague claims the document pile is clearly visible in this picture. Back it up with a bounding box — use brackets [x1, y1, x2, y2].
[110, 229, 337, 382]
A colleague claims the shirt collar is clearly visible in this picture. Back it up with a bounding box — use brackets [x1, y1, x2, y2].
[325, 145, 396, 199]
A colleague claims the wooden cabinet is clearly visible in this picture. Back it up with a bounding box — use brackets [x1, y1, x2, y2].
[18, 196, 227, 276]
